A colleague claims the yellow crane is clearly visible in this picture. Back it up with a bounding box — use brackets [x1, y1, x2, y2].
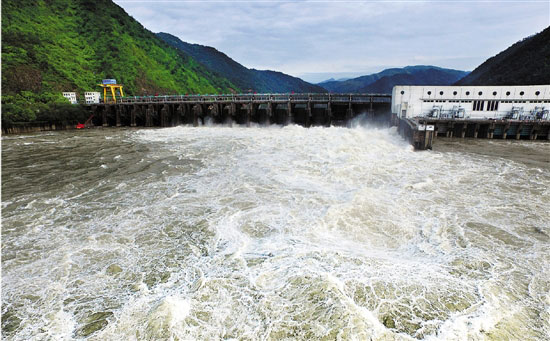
[98, 79, 124, 103]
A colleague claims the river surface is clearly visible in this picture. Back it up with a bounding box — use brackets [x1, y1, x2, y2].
[2, 125, 550, 340]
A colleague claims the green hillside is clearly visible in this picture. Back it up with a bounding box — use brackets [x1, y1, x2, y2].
[2, 0, 237, 124]
[456, 26, 550, 85]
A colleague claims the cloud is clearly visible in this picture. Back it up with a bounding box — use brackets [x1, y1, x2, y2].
[114, 0, 549, 80]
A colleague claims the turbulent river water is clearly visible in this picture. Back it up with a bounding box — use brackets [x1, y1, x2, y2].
[2, 125, 550, 340]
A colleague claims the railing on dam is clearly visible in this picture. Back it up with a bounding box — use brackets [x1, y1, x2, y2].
[113, 93, 391, 105]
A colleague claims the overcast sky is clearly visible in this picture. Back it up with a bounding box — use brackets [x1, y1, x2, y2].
[114, 0, 549, 83]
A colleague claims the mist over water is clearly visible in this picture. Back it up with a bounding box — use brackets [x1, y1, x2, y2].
[2, 126, 549, 340]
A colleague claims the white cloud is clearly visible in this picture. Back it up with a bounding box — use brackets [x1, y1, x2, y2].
[114, 0, 550, 79]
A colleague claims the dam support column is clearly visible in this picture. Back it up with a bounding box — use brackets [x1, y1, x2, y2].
[326, 102, 332, 127]
[246, 103, 252, 127]
[369, 97, 374, 123]
[267, 102, 273, 124]
[503, 123, 510, 139]
[305, 101, 312, 127]
[446, 122, 454, 138]
[188, 104, 193, 125]
[424, 125, 434, 149]
[530, 125, 538, 140]
[215, 103, 222, 122]
[130, 106, 137, 127]
[516, 123, 523, 140]
[102, 106, 109, 127]
[346, 101, 353, 127]
[287, 102, 293, 125]
[115, 106, 121, 127]
[230, 103, 236, 126]
[461, 122, 467, 138]
[160, 104, 168, 127]
[176, 105, 184, 125]
[145, 105, 153, 127]
[474, 123, 480, 138]
[192, 104, 201, 127]
[487, 122, 495, 139]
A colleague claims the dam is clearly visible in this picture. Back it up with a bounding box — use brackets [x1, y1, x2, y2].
[86, 93, 392, 128]
[83, 85, 550, 150]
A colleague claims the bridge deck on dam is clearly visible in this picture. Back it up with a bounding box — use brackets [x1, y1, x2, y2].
[113, 93, 392, 105]
[87, 93, 393, 128]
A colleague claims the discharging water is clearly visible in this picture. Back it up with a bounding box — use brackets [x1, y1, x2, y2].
[2, 125, 550, 340]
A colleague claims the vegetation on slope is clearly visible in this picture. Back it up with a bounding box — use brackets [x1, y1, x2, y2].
[456, 27, 550, 85]
[2, 0, 237, 124]
[319, 66, 469, 93]
[157, 32, 326, 93]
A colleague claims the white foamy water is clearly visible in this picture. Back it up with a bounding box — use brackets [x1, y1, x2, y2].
[2, 126, 549, 340]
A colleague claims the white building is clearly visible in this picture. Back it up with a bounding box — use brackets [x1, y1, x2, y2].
[84, 92, 101, 104]
[392, 85, 550, 120]
[62, 92, 78, 104]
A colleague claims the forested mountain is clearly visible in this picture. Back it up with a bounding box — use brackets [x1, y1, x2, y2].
[319, 66, 469, 93]
[2, 0, 236, 123]
[157, 32, 326, 93]
[456, 27, 550, 85]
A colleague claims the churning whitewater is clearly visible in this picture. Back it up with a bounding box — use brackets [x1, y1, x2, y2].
[2, 125, 550, 340]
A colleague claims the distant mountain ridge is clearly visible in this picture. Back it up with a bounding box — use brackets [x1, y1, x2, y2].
[456, 26, 550, 85]
[318, 77, 350, 84]
[319, 66, 469, 93]
[157, 32, 326, 93]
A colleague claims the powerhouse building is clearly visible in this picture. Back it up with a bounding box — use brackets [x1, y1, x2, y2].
[392, 85, 550, 120]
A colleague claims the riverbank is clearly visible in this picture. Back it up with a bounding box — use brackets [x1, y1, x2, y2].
[2, 121, 84, 134]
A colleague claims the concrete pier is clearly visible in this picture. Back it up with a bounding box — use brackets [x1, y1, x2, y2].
[398, 118, 435, 150]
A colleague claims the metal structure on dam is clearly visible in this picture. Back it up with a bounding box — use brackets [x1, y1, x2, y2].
[86, 93, 393, 128]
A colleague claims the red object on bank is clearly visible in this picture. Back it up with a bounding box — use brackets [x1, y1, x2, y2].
[76, 123, 85, 129]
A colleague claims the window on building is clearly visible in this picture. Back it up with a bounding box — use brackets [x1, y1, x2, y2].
[535, 91, 540, 96]
[440, 91, 444, 95]
[478, 91, 483, 96]
[465, 91, 470, 96]
[487, 100, 499, 111]
[427, 91, 432, 95]
[506, 91, 511, 96]
[473, 100, 485, 111]
[520, 91, 525, 96]
[493, 91, 497, 96]
[453, 91, 457, 95]
[401, 90, 405, 95]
